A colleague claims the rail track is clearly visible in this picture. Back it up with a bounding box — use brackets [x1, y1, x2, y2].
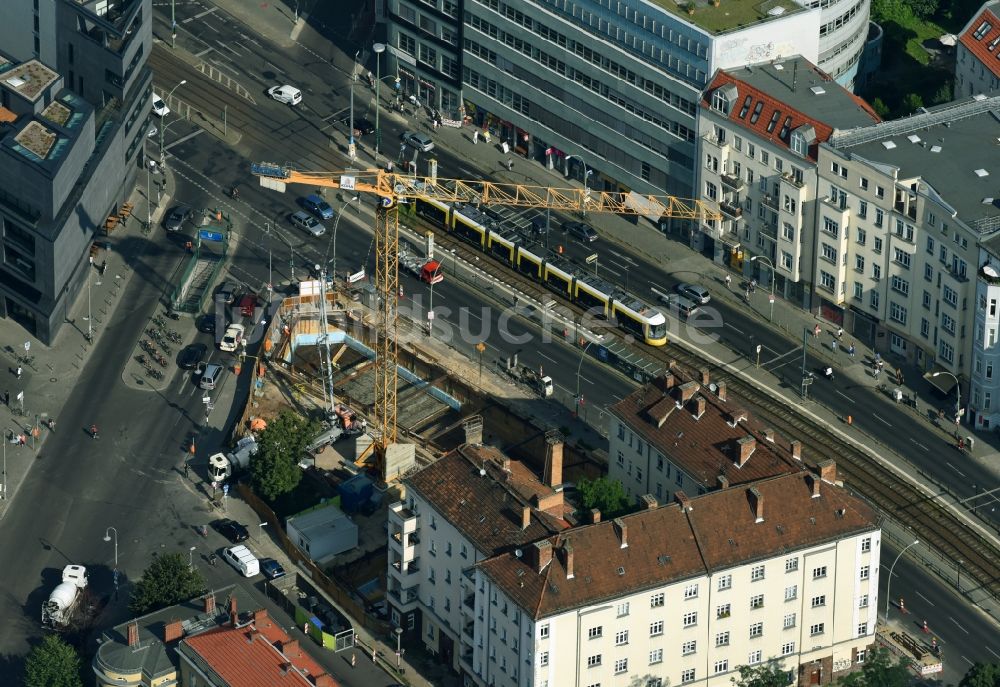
[413, 215, 1000, 600]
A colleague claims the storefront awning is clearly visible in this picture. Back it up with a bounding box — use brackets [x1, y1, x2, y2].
[923, 368, 959, 394]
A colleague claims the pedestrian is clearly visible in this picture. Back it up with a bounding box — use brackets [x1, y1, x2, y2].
[813, 324, 820, 338]
[848, 343, 855, 357]
[506, 158, 513, 171]
[47, 418, 55, 432]
[831, 339, 838, 352]
[90, 424, 99, 439]
[750, 278, 757, 293]
[744, 288, 751, 302]
[184, 462, 189, 478]
[836, 326, 843, 338]
[725, 274, 732, 289]
[16, 366, 22, 379]
[473, 129, 478, 144]
[2, 390, 7, 406]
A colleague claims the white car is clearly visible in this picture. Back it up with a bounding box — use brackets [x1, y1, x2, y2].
[290, 210, 326, 237]
[219, 323, 245, 352]
[151, 94, 169, 117]
[267, 85, 303, 106]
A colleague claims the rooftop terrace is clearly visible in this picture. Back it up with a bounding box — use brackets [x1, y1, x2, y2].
[647, 0, 806, 34]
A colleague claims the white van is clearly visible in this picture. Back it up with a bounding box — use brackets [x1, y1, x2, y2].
[199, 363, 224, 390]
[222, 545, 260, 577]
[267, 84, 302, 106]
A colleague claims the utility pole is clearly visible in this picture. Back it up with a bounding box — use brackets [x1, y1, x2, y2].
[349, 50, 358, 161]
[799, 328, 812, 399]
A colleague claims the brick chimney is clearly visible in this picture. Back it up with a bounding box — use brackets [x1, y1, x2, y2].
[717, 380, 727, 402]
[281, 639, 300, 656]
[640, 494, 658, 510]
[613, 517, 628, 548]
[253, 609, 268, 625]
[533, 540, 553, 573]
[674, 490, 693, 512]
[463, 416, 484, 445]
[762, 428, 775, 442]
[691, 395, 706, 418]
[164, 619, 183, 643]
[204, 594, 216, 615]
[661, 372, 676, 389]
[736, 435, 757, 466]
[229, 595, 238, 627]
[521, 505, 531, 530]
[544, 439, 563, 487]
[717, 474, 730, 489]
[127, 621, 139, 648]
[818, 458, 837, 483]
[728, 409, 748, 426]
[562, 541, 575, 579]
[590, 508, 601, 524]
[314, 674, 337, 687]
[748, 487, 764, 523]
[809, 474, 822, 498]
[700, 367, 710, 385]
[677, 381, 700, 403]
[790, 440, 802, 460]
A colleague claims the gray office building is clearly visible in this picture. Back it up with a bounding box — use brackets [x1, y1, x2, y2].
[0, 0, 152, 343]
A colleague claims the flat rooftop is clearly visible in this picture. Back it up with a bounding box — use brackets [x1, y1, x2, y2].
[646, 0, 806, 35]
[1, 59, 59, 102]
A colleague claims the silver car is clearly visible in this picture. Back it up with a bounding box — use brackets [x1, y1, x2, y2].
[402, 130, 435, 152]
[676, 282, 711, 305]
[290, 210, 326, 237]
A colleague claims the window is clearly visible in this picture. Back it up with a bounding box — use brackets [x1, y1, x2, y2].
[682, 669, 696, 684]
[820, 271, 836, 291]
[614, 658, 628, 674]
[650, 592, 665, 607]
[860, 176, 869, 191]
[783, 613, 797, 628]
[746, 594, 763, 611]
[858, 622, 869, 636]
[718, 574, 732, 591]
[540, 624, 549, 638]
[587, 654, 602, 668]
[860, 565, 870, 580]
[650, 620, 663, 636]
[748, 143, 756, 158]
[785, 557, 798, 572]
[716, 631, 731, 646]
[683, 612, 698, 627]
[781, 251, 793, 270]
[810, 623, 826, 636]
[617, 602, 630, 617]
[891, 275, 909, 295]
[705, 181, 718, 200]
[823, 217, 840, 237]
[684, 584, 699, 599]
[893, 248, 911, 269]
[748, 650, 762, 665]
[588, 626, 603, 639]
[813, 566, 828, 579]
[734, 135, 743, 151]
[974, 20, 994, 39]
[811, 595, 826, 608]
[858, 650, 867, 664]
[782, 223, 795, 241]
[858, 201, 868, 219]
[874, 209, 884, 228]
[854, 282, 864, 300]
[921, 318, 930, 337]
[856, 255, 865, 272]
[821, 243, 838, 264]
[791, 131, 807, 156]
[717, 603, 731, 619]
[682, 640, 697, 655]
[540, 652, 549, 667]
[715, 659, 730, 674]
[615, 630, 629, 646]
[749, 622, 763, 638]
[712, 89, 731, 114]
[889, 302, 908, 325]
[783, 196, 797, 213]
[943, 285, 958, 307]
[649, 648, 663, 664]
[870, 290, 881, 310]
[876, 185, 885, 199]
[859, 594, 869, 608]
[750, 564, 766, 581]
[872, 264, 881, 280]
[861, 537, 872, 552]
[649, 680, 664, 687]
[781, 641, 796, 656]
[785, 585, 798, 601]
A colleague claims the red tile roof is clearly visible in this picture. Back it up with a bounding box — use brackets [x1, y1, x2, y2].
[610, 372, 804, 488]
[182, 609, 332, 687]
[959, 6, 1000, 80]
[702, 65, 880, 162]
[477, 470, 877, 619]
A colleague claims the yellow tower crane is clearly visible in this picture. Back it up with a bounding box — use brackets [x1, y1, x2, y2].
[250, 163, 720, 480]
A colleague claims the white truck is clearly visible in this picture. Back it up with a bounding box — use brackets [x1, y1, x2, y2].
[502, 355, 554, 398]
[208, 436, 258, 483]
[42, 565, 89, 629]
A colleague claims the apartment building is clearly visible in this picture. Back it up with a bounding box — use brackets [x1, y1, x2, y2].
[473, 466, 879, 687]
[955, 1, 1000, 98]
[0, 0, 152, 342]
[814, 96, 1000, 379]
[384, 0, 882, 198]
[970, 235, 1000, 430]
[387, 439, 570, 673]
[608, 369, 806, 506]
[696, 57, 880, 306]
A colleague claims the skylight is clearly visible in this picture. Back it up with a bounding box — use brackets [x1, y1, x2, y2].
[907, 134, 921, 143]
[809, 86, 826, 95]
[881, 140, 897, 149]
[974, 168, 990, 177]
[930, 145, 941, 153]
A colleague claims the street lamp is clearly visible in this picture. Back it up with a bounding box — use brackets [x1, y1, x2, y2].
[349, 50, 359, 161]
[158, 79, 187, 164]
[85, 256, 94, 342]
[884, 539, 919, 624]
[957, 558, 964, 593]
[394, 626, 403, 670]
[189, 546, 196, 569]
[750, 255, 777, 321]
[575, 338, 598, 417]
[373, 43, 386, 162]
[325, 195, 362, 282]
[565, 155, 593, 217]
[931, 371, 961, 424]
[103, 526, 119, 570]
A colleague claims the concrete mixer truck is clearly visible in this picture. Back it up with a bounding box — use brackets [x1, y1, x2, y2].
[42, 564, 89, 629]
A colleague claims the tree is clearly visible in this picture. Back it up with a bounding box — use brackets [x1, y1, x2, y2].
[960, 663, 1000, 687]
[251, 410, 318, 501]
[905, 0, 938, 18]
[129, 553, 206, 615]
[839, 647, 911, 687]
[23, 635, 83, 687]
[931, 82, 953, 105]
[872, 98, 890, 118]
[900, 92, 924, 115]
[577, 476, 630, 519]
[732, 662, 790, 687]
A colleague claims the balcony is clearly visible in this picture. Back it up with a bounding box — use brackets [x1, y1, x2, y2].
[720, 201, 743, 219]
[464, 621, 475, 639]
[388, 587, 420, 607]
[761, 194, 779, 210]
[721, 173, 744, 191]
[464, 593, 475, 610]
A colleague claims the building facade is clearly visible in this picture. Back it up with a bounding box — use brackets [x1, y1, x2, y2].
[0, 0, 152, 342]
[970, 234, 1000, 430]
[695, 57, 879, 307]
[383, 0, 879, 198]
[956, 1, 1000, 98]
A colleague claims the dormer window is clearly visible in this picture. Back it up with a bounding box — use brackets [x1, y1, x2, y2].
[712, 89, 730, 115]
[791, 132, 807, 155]
[790, 125, 816, 157]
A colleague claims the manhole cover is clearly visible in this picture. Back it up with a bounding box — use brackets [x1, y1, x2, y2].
[49, 377, 57, 382]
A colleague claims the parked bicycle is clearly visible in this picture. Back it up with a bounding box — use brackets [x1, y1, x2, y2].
[152, 315, 166, 328]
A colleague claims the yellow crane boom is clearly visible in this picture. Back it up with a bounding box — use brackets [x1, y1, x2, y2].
[250, 163, 719, 480]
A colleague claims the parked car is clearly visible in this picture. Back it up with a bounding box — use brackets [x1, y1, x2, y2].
[222, 545, 260, 577]
[563, 221, 598, 243]
[177, 343, 207, 370]
[351, 117, 375, 135]
[676, 282, 711, 305]
[260, 558, 286, 580]
[217, 281, 237, 306]
[401, 130, 434, 152]
[196, 313, 218, 334]
[151, 94, 169, 117]
[290, 210, 326, 237]
[213, 518, 249, 543]
[219, 323, 245, 352]
[164, 205, 191, 232]
[301, 194, 334, 220]
[237, 293, 259, 318]
[267, 84, 302, 105]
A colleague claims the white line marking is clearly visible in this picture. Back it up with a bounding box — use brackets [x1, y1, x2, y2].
[580, 376, 594, 385]
[215, 40, 241, 55]
[538, 352, 559, 364]
[872, 413, 891, 426]
[194, 47, 214, 58]
[949, 617, 969, 634]
[987, 646, 1000, 661]
[962, 655, 975, 666]
[947, 462, 967, 478]
[765, 347, 802, 364]
[607, 248, 638, 265]
[835, 390, 853, 403]
[915, 591, 934, 605]
[909, 439, 928, 451]
[724, 323, 745, 335]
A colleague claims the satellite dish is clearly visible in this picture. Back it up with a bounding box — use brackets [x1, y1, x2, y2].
[515, 549, 523, 558]
[479, 468, 487, 477]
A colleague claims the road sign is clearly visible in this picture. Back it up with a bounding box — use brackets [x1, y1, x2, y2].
[427, 310, 435, 321]
[24, 341, 30, 352]
[475, 342, 486, 353]
[347, 269, 366, 284]
[199, 230, 224, 242]
[585, 253, 598, 264]
[769, 295, 775, 303]
[348, 143, 356, 160]
[223, 484, 229, 496]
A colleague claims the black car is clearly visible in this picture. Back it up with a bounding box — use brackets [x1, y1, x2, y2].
[164, 205, 191, 232]
[260, 558, 286, 580]
[563, 221, 598, 242]
[352, 118, 375, 135]
[196, 313, 217, 334]
[216, 281, 237, 306]
[214, 518, 249, 543]
[177, 343, 207, 370]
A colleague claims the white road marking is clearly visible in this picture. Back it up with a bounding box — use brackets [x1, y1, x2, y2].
[909, 439, 929, 451]
[538, 351, 559, 364]
[872, 414, 891, 426]
[580, 376, 594, 385]
[764, 347, 802, 365]
[194, 47, 214, 58]
[950, 617, 969, 634]
[915, 591, 934, 605]
[607, 248, 638, 265]
[987, 646, 1000, 661]
[947, 462, 967, 478]
[165, 130, 204, 151]
[724, 323, 745, 335]
[962, 655, 975, 666]
[835, 390, 853, 403]
[215, 40, 242, 56]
